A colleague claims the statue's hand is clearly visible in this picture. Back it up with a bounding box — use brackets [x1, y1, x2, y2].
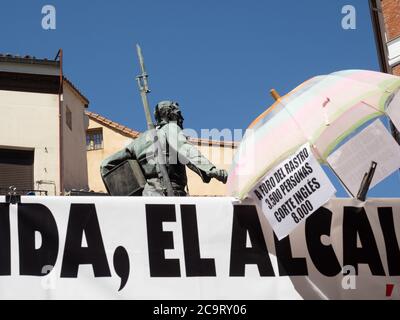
[209, 168, 228, 184]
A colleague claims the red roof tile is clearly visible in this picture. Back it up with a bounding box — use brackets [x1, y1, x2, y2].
[86, 111, 238, 148]
[86, 111, 140, 138]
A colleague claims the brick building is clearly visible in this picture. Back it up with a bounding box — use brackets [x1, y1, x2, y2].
[370, 0, 400, 142]
[370, 0, 400, 75]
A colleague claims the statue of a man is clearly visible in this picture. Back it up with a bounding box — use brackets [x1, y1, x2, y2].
[100, 101, 228, 196]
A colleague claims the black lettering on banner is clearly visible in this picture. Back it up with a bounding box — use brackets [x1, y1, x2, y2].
[266, 177, 276, 189]
[274, 211, 282, 223]
[303, 182, 314, 196]
[259, 183, 269, 197]
[378, 207, 400, 276]
[291, 212, 300, 224]
[274, 234, 308, 276]
[254, 190, 263, 201]
[343, 207, 385, 275]
[0, 204, 10, 276]
[113, 246, 130, 292]
[305, 207, 341, 276]
[280, 182, 288, 196]
[297, 168, 306, 181]
[274, 168, 286, 183]
[311, 177, 320, 189]
[181, 205, 216, 277]
[230, 205, 275, 277]
[304, 162, 312, 174]
[18, 204, 59, 276]
[306, 179, 316, 193]
[293, 157, 299, 168]
[296, 200, 313, 221]
[61, 204, 111, 278]
[146, 204, 180, 277]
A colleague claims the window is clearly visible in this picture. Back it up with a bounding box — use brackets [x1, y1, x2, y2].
[66, 106, 72, 130]
[86, 129, 103, 151]
[0, 148, 34, 193]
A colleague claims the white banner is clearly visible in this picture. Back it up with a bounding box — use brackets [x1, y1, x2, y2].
[250, 143, 336, 240]
[0, 196, 399, 300]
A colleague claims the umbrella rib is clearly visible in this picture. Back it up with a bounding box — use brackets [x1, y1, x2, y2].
[360, 100, 385, 114]
[326, 162, 355, 198]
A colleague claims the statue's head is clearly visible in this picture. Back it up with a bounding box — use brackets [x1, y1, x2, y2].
[154, 100, 184, 128]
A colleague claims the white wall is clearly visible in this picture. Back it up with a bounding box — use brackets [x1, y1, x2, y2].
[61, 83, 89, 192]
[0, 89, 60, 195]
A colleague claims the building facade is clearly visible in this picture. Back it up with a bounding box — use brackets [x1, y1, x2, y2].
[370, 0, 400, 142]
[370, 0, 400, 75]
[0, 53, 89, 195]
[86, 111, 238, 196]
[0, 53, 237, 197]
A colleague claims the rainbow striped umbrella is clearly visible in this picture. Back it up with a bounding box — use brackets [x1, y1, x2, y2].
[227, 70, 400, 199]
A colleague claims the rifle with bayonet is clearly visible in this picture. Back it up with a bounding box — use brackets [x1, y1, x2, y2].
[135, 44, 174, 196]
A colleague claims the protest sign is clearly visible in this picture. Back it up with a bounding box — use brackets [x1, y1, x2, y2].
[250, 143, 336, 240]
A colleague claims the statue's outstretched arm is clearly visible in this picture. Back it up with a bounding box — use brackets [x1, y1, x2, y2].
[162, 123, 225, 183]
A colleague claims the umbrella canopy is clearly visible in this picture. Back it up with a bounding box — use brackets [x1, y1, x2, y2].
[227, 70, 400, 200]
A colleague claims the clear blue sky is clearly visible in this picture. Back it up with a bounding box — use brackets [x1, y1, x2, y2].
[2, 0, 400, 197]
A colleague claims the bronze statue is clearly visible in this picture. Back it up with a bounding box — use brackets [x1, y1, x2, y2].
[100, 101, 228, 196]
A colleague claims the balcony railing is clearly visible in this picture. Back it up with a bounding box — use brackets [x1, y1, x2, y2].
[0, 188, 48, 196]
